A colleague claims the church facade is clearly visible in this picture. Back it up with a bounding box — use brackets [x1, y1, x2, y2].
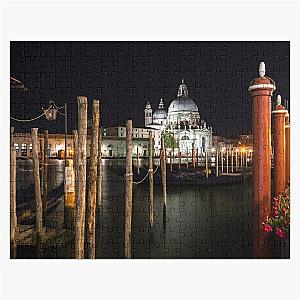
[144, 79, 213, 155]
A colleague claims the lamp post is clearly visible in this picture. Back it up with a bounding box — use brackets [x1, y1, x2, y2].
[44, 101, 67, 163]
[44, 101, 68, 207]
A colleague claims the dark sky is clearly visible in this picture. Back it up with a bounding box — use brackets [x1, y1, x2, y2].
[10, 41, 290, 137]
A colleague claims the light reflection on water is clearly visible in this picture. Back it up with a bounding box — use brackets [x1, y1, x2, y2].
[16, 159, 253, 259]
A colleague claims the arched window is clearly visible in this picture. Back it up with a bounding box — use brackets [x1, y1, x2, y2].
[202, 137, 206, 151]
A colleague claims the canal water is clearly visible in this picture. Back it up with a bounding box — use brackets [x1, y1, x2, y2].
[16, 158, 253, 259]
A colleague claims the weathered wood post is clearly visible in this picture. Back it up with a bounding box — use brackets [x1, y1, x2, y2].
[216, 150, 219, 177]
[161, 136, 167, 221]
[179, 151, 181, 170]
[186, 148, 189, 171]
[97, 126, 103, 209]
[87, 100, 100, 259]
[149, 131, 154, 227]
[221, 150, 224, 174]
[241, 149, 244, 168]
[10, 127, 17, 257]
[75, 96, 88, 259]
[125, 120, 133, 258]
[40, 141, 44, 195]
[43, 130, 48, 221]
[231, 149, 234, 173]
[205, 151, 209, 178]
[235, 149, 238, 171]
[226, 148, 229, 174]
[73, 130, 78, 205]
[249, 62, 275, 258]
[32, 128, 43, 239]
[136, 146, 140, 175]
[192, 146, 196, 172]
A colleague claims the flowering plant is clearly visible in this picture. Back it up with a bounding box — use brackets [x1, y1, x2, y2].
[262, 187, 290, 239]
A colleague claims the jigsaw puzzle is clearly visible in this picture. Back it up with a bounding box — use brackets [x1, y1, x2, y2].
[10, 41, 290, 259]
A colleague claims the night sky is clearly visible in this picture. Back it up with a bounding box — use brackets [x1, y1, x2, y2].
[10, 41, 290, 137]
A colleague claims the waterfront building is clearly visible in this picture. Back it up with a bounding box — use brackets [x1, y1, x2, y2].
[12, 131, 150, 158]
[144, 79, 213, 154]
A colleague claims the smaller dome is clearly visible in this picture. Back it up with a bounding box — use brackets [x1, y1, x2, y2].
[153, 98, 167, 120]
[153, 109, 167, 119]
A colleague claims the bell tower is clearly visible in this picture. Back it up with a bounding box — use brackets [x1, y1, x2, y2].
[144, 102, 153, 126]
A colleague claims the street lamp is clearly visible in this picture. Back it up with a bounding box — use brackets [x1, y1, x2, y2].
[43, 101, 67, 165]
[44, 101, 58, 121]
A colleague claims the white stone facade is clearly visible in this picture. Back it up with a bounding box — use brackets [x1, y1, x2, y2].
[144, 79, 213, 154]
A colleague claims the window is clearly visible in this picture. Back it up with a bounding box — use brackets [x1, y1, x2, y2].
[14, 143, 19, 152]
[202, 137, 206, 151]
[181, 136, 190, 140]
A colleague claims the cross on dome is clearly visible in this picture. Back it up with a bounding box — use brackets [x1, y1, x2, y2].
[177, 78, 189, 97]
[158, 98, 164, 109]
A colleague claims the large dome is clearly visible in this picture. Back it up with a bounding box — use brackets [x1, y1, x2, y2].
[168, 95, 198, 113]
[168, 80, 198, 113]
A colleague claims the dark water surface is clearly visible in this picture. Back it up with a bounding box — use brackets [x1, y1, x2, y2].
[16, 158, 253, 259]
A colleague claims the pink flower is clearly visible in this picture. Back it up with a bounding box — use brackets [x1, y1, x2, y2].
[282, 208, 287, 214]
[263, 224, 272, 232]
[275, 227, 286, 238]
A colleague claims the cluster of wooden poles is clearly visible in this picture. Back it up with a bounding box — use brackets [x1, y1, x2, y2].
[154, 147, 251, 177]
[10, 96, 168, 259]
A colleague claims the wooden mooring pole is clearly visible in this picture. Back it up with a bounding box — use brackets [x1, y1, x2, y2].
[186, 148, 189, 171]
[32, 128, 43, 239]
[75, 96, 88, 259]
[161, 137, 167, 222]
[179, 151, 181, 170]
[87, 100, 100, 259]
[226, 148, 229, 174]
[216, 150, 219, 177]
[205, 152, 208, 178]
[137, 146, 140, 175]
[149, 131, 154, 227]
[221, 150, 224, 174]
[97, 126, 103, 209]
[73, 130, 78, 206]
[10, 127, 17, 257]
[231, 149, 234, 173]
[192, 146, 196, 172]
[43, 130, 48, 221]
[125, 120, 133, 258]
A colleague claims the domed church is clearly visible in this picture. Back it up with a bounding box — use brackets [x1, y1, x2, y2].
[144, 79, 213, 154]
